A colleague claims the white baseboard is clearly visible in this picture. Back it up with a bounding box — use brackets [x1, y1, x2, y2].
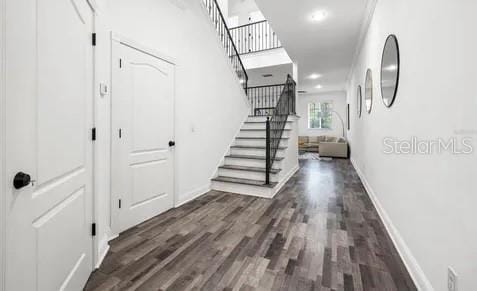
[95, 234, 111, 269]
[350, 158, 433, 291]
[176, 183, 211, 207]
[271, 164, 300, 198]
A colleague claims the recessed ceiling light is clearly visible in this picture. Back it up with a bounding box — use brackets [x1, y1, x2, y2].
[311, 10, 328, 22]
[315, 84, 323, 89]
[308, 73, 322, 80]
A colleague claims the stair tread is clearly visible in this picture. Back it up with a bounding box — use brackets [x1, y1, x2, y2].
[240, 128, 291, 131]
[245, 121, 293, 124]
[236, 137, 289, 140]
[219, 165, 281, 174]
[212, 176, 277, 188]
[247, 114, 298, 118]
[225, 154, 284, 161]
[231, 145, 287, 150]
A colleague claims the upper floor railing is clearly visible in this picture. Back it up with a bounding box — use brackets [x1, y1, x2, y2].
[247, 83, 285, 116]
[230, 20, 282, 55]
[202, 0, 248, 91]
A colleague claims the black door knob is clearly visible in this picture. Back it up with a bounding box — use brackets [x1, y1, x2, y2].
[13, 172, 32, 189]
[169, 141, 176, 147]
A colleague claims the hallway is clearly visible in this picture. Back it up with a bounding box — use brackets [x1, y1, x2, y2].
[85, 159, 416, 291]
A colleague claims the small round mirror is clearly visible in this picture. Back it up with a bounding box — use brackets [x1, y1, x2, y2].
[357, 86, 362, 118]
[381, 35, 400, 107]
[365, 69, 373, 113]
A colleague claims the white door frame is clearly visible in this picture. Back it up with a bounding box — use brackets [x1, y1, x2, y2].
[109, 32, 177, 235]
[0, 0, 6, 289]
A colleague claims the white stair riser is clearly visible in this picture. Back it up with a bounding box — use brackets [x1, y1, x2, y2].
[230, 148, 286, 157]
[234, 139, 289, 147]
[246, 116, 269, 123]
[238, 130, 290, 138]
[224, 157, 283, 168]
[211, 181, 274, 198]
[217, 169, 279, 182]
[242, 123, 292, 130]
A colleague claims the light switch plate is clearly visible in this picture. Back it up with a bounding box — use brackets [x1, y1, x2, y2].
[100, 83, 108, 96]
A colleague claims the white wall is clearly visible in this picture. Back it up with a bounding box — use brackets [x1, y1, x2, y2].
[278, 116, 300, 188]
[216, 0, 229, 19]
[347, 0, 477, 290]
[297, 91, 347, 138]
[228, 0, 263, 26]
[91, 0, 250, 262]
[241, 48, 292, 70]
[0, 0, 5, 287]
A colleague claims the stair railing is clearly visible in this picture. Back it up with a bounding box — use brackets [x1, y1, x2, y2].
[230, 20, 282, 55]
[247, 83, 285, 116]
[202, 0, 248, 91]
[265, 75, 296, 184]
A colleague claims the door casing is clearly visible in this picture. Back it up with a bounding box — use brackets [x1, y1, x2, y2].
[109, 33, 177, 235]
[0, 0, 6, 289]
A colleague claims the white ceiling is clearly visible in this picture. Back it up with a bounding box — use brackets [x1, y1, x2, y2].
[254, 0, 373, 94]
[246, 63, 293, 87]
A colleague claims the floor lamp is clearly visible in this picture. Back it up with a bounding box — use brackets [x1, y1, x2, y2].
[332, 110, 346, 139]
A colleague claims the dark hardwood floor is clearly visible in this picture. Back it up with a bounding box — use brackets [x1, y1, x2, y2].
[85, 159, 416, 291]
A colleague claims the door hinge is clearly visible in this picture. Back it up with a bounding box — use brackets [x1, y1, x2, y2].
[119, 199, 122, 209]
[92, 33, 97, 46]
[91, 127, 97, 141]
[91, 223, 96, 237]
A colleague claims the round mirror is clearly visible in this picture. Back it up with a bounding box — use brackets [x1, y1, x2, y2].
[365, 69, 373, 113]
[381, 34, 400, 107]
[357, 86, 362, 118]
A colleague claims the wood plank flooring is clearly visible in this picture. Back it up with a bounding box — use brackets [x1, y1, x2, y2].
[85, 159, 416, 291]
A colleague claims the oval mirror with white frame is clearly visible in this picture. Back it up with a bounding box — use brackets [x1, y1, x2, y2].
[365, 69, 373, 113]
[381, 34, 400, 107]
[357, 85, 362, 118]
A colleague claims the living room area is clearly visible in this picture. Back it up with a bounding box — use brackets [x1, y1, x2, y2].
[296, 90, 349, 159]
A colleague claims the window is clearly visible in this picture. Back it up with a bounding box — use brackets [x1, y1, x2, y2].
[308, 102, 333, 129]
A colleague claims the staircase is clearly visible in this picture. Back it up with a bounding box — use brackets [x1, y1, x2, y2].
[203, 0, 299, 198]
[211, 76, 299, 198]
[211, 115, 298, 198]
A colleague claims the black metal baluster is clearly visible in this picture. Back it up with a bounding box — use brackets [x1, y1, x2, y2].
[265, 117, 270, 185]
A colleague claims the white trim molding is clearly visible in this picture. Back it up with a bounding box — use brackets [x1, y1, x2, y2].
[350, 158, 434, 291]
[346, 0, 378, 85]
[0, 0, 6, 288]
[95, 234, 111, 269]
[111, 32, 177, 66]
[271, 164, 299, 198]
[175, 183, 211, 208]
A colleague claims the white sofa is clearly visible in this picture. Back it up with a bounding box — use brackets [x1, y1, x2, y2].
[318, 137, 348, 158]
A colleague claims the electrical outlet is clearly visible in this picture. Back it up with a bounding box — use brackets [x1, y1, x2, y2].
[448, 267, 458, 291]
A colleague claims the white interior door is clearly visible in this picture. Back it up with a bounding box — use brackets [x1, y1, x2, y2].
[5, 0, 94, 290]
[111, 39, 175, 234]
